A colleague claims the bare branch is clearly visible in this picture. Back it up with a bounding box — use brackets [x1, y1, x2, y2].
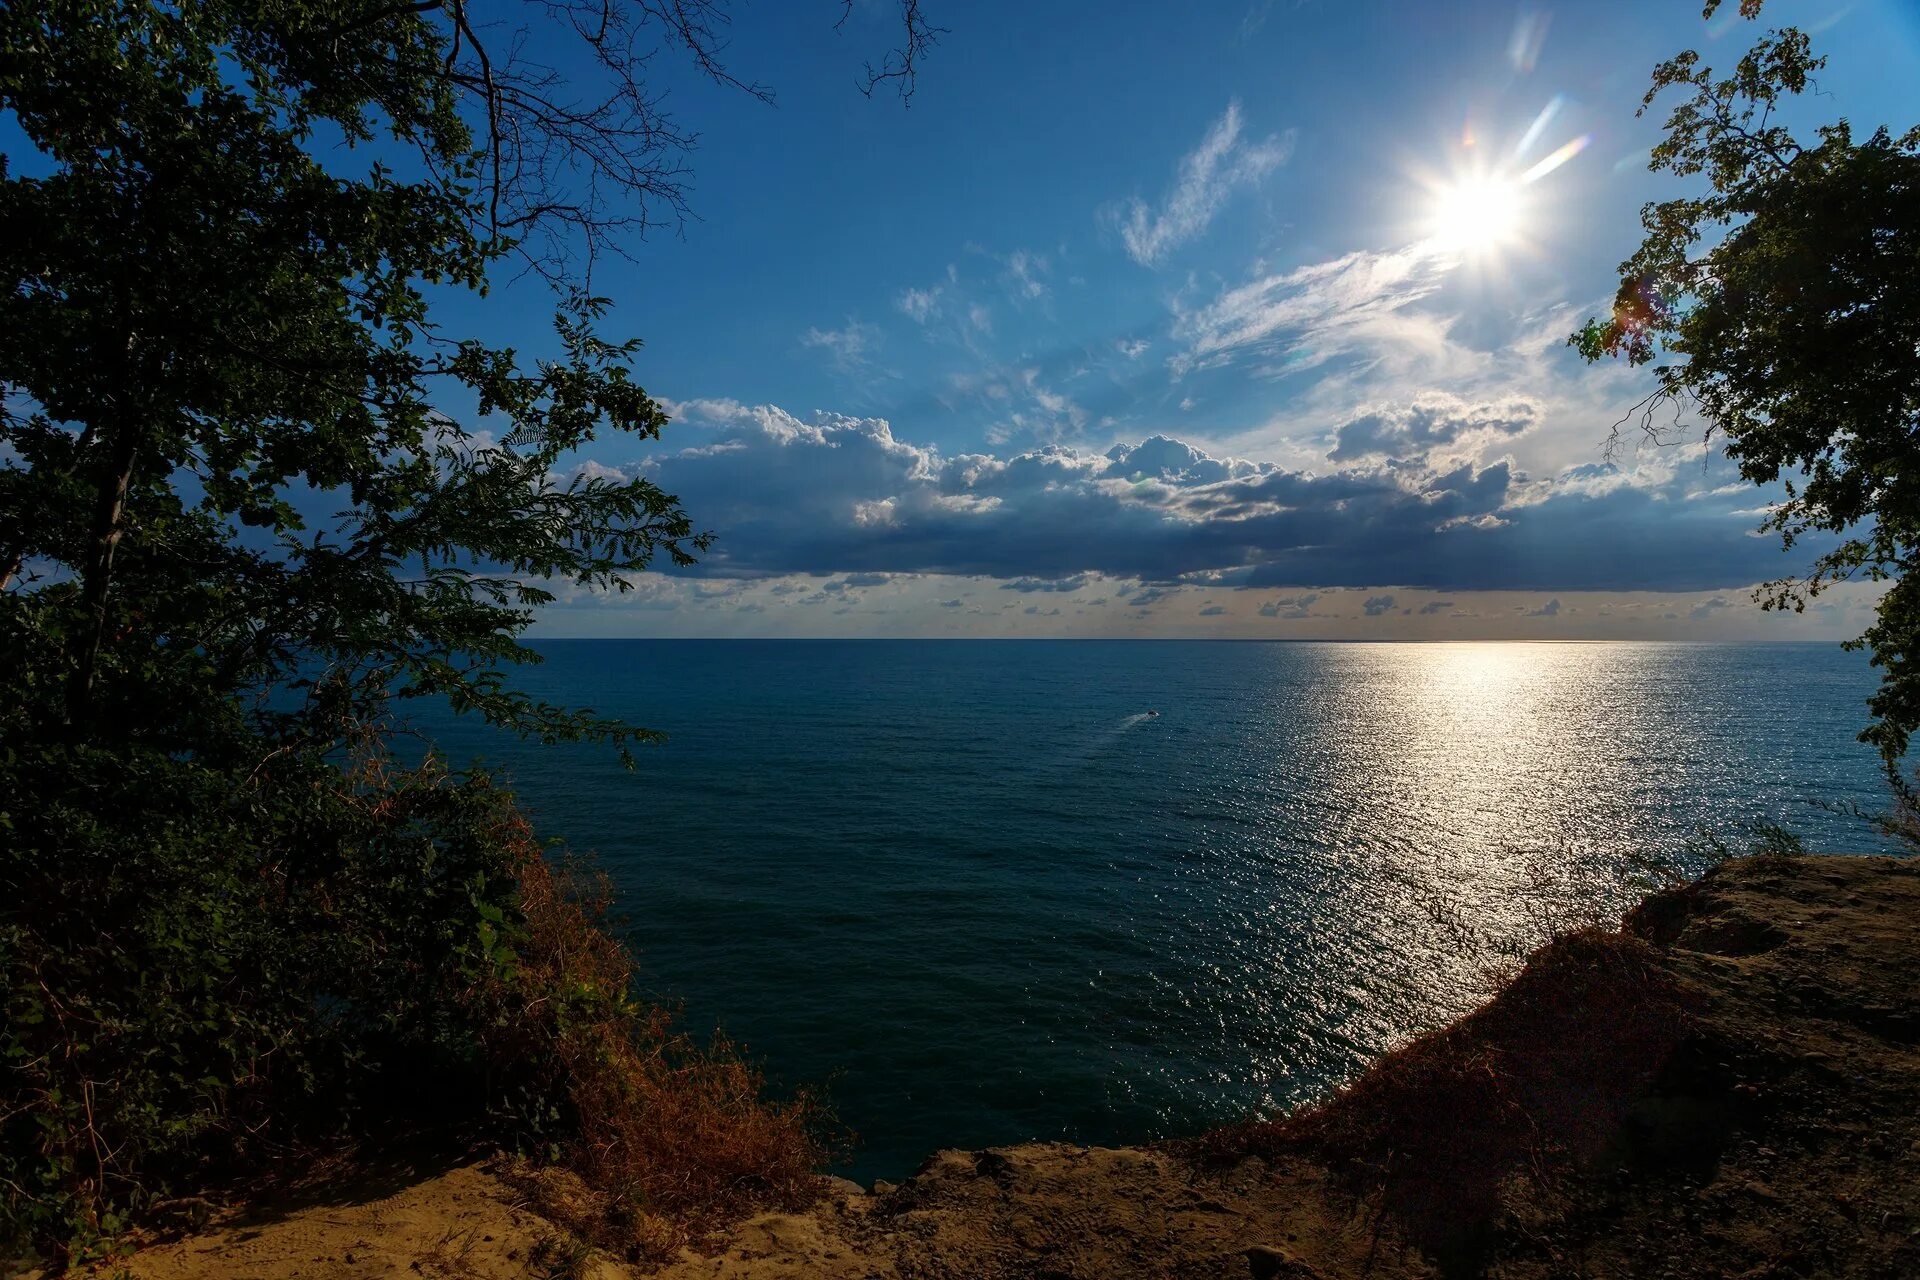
[838, 0, 944, 104]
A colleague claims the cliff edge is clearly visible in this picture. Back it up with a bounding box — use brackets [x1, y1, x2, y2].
[84, 855, 1920, 1279]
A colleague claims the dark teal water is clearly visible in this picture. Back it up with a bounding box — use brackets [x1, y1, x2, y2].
[420, 640, 1896, 1179]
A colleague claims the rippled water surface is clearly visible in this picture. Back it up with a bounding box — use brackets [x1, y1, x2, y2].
[423, 640, 1896, 1178]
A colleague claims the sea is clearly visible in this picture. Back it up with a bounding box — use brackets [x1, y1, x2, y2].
[419, 639, 1900, 1180]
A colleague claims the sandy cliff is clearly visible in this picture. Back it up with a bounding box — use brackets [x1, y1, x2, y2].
[92, 855, 1920, 1279]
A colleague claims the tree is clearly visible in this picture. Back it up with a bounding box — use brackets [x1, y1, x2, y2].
[1573, 0, 1920, 773]
[0, 0, 934, 1256]
[0, 0, 938, 752]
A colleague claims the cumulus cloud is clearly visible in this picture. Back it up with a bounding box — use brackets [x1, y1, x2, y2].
[1363, 594, 1397, 616]
[1419, 600, 1455, 615]
[635, 402, 1812, 594]
[1331, 393, 1540, 464]
[1115, 101, 1296, 266]
[1199, 604, 1228, 616]
[1527, 598, 1563, 617]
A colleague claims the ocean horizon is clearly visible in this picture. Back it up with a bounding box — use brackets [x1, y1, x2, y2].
[420, 639, 1899, 1179]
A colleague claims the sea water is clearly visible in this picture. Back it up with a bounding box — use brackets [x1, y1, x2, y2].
[418, 640, 1898, 1179]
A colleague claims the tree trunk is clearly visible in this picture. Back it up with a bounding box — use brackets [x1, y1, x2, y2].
[66, 422, 140, 733]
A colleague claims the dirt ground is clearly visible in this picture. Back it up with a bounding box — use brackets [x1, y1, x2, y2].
[63, 854, 1920, 1280]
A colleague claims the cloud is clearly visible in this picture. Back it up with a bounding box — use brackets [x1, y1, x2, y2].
[1258, 593, 1319, 618]
[1527, 598, 1562, 617]
[1005, 249, 1049, 300]
[1419, 600, 1455, 615]
[1331, 393, 1540, 464]
[1169, 244, 1453, 379]
[897, 287, 940, 323]
[1199, 603, 1228, 616]
[801, 319, 880, 373]
[638, 402, 1816, 594]
[1001, 575, 1089, 593]
[1114, 101, 1296, 266]
[1363, 594, 1397, 616]
[1129, 585, 1181, 609]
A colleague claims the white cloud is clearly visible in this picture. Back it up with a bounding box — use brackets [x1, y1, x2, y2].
[801, 319, 880, 373]
[1330, 392, 1541, 465]
[1005, 249, 1050, 300]
[1114, 101, 1296, 267]
[626, 401, 1802, 594]
[896, 287, 940, 323]
[1170, 244, 1454, 379]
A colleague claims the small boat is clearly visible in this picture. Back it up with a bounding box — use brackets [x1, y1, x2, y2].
[1146, 709, 1160, 717]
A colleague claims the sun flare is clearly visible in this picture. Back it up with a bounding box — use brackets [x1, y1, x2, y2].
[1428, 174, 1524, 254]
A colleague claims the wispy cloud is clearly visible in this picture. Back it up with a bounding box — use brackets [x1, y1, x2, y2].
[1114, 100, 1296, 267]
[800, 319, 881, 373]
[1004, 249, 1050, 300]
[1169, 245, 1452, 378]
[896, 287, 940, 324]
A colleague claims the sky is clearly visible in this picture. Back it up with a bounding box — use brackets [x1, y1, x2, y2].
[460, 0, 1920, 639]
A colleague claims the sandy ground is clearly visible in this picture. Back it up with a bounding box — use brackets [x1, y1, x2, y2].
[63, 854, 1920, 1279]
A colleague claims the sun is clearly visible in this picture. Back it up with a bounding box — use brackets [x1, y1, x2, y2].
[1427, 174, 1525, 254]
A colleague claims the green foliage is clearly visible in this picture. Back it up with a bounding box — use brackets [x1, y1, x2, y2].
[0, 0, 711, 754]
[0, 743, 529, 1258]
[0, 0, 765, 1260]
[0, 0, 931, 1257]
[1572, 1, 1920, 773]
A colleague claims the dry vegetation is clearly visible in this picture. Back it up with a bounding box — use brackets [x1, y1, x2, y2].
[89, 854, 1920, 1280]
[482, 819, 830, 1262]
[1180, 928, 1694, 1266]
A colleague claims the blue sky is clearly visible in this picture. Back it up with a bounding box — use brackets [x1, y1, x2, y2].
[473, 1, 1920, 637]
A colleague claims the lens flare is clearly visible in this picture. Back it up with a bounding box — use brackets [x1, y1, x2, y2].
[1519, 134, 1592, 185]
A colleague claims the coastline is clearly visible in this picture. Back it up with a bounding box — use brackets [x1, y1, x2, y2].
[74, 853, 1920, 1279]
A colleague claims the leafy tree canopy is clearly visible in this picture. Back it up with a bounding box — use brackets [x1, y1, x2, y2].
[0, 0, 933, 1256]
[1574, 0, 1920, 772]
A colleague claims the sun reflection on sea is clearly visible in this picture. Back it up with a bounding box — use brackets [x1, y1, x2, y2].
[1229, 643, 1685, 1102]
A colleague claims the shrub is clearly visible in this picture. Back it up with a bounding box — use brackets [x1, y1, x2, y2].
[0, 740, 824, 1266]
[1183, 928, 1693, 1266]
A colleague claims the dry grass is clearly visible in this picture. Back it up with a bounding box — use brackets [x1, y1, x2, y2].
[1182, 927, 1694, 1267]
[480, 812, 830, 1263]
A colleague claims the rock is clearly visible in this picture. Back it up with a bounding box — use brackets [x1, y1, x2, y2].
[973, 1150, 1018, 1183]
[871, 1179, 897, 1196]
[1244, 1243, 1318, 1279]
[146, 1196, 213, 1234]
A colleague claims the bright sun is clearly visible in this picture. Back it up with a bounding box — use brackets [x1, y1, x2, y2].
[1428, 175, 1524, 253]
